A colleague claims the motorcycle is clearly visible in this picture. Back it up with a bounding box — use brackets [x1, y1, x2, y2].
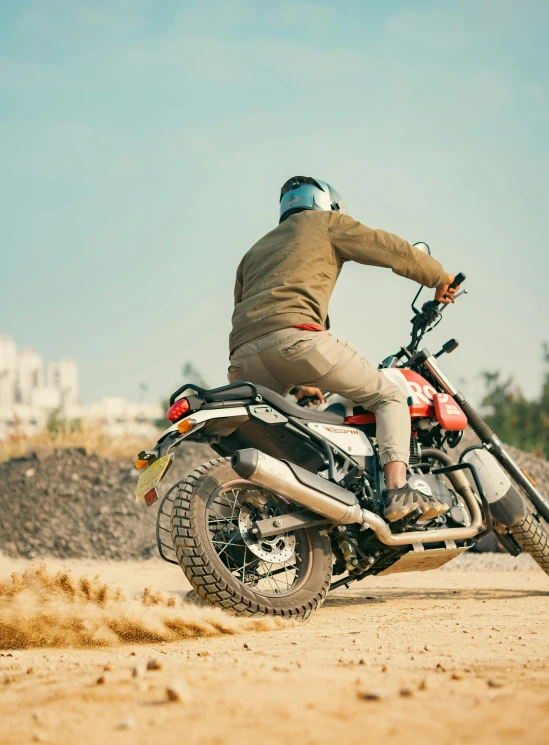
[135, 253, 549, 619]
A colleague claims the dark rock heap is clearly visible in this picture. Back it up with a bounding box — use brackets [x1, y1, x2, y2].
[0, 443, 212, 560]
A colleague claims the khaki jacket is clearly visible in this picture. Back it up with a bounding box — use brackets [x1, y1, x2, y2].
[230, 210, 449, 353]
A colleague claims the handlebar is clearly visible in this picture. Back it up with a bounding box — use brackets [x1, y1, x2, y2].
[450, 272, 466, 290]
[408, 271, 466, 352]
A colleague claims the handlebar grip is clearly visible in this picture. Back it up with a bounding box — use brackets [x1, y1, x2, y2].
[449, 272, 466, 290]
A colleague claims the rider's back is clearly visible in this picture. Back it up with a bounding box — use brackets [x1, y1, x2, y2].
[230, 211, 338, 353]
[229, 210, 447, 353]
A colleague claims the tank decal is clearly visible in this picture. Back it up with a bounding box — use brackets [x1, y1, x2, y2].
[433, 393, 467, 431]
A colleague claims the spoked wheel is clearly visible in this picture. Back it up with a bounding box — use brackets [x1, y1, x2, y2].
[171, 458, 332, 619]
[208, 482, 310, 598]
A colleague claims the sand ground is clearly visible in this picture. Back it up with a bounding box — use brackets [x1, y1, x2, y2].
[1, 556, 548, 745]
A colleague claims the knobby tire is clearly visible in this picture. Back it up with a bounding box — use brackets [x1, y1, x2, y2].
[508, 511, 549, 575]
[170, 458, 333, 619]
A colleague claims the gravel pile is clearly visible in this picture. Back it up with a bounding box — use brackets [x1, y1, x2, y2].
[0, 444, 212, 560]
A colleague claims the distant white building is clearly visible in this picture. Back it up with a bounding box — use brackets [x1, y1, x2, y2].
[65, 397, 163, 439]
[0, 335, 162, 440]
[0, 335, 17, 410]
[16, 348, 45, 405]
[47, 358, 79, 407]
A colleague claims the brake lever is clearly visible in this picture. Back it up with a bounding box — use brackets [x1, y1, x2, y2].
[440, 288, 468, 312]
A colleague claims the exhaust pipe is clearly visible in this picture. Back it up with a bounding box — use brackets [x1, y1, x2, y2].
[232, 448, 484, 547]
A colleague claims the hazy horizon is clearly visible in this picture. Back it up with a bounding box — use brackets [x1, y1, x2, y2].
[2, 0, 548, 407]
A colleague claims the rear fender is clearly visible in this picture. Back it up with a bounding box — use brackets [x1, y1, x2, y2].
[158, 406, 249, 439]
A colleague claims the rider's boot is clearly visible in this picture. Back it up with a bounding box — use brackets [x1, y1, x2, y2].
[420, 493, 450, 520]
[383, 483, 449, 522]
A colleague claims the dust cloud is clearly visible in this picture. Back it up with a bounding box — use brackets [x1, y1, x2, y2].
[0, 564, 287, 649]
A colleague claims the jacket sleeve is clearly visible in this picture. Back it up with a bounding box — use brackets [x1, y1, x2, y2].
[234, 258, 244, 305]
[327, 212, 450, 289]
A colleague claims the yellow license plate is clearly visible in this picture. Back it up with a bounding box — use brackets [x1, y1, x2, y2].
[135, 454, 174, 502]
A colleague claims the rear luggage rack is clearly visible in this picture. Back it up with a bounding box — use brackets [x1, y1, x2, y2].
[169, 381, 262, 406]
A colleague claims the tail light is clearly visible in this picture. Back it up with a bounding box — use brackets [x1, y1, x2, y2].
[166, 397, 190, 422]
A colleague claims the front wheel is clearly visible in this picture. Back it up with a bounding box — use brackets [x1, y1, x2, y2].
[508, 511, 549, 575]
[171, 458, 333, 619]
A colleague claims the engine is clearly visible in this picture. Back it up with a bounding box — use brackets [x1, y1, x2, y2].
[408, 472, 469, 526]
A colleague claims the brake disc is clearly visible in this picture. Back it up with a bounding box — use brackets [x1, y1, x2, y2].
[238, 503, 295, 564]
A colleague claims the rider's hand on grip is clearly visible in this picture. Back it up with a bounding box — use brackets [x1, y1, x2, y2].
[435, 273, 463, 305]
[290, 385, 326, 407]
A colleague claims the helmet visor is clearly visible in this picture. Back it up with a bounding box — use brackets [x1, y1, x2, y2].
[280, 176, 323, 201]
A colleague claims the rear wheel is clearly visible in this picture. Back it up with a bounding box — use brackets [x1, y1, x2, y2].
[171, 458, 332, 619]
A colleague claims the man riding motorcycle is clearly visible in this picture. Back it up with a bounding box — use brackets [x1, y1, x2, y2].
[228, 176, 460, 523]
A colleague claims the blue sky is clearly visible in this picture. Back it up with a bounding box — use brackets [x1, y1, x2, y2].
[1, 0, 548, 405]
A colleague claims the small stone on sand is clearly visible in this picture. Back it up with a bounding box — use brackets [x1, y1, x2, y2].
[357, 688, 391, 701]
[117, 717, 136, 730]
[166, 681, 192, 704]
[487, 678, 504, 688]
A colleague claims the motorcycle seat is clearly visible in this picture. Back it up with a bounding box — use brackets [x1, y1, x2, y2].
[255, 386, 345, 425]
[201, 382, 345, 425]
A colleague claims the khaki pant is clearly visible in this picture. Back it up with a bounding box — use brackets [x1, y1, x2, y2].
[228, 329, 410, 467]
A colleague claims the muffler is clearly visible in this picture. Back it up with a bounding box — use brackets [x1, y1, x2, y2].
[232, 448, 484, 547]
[232, 448, 366, 524]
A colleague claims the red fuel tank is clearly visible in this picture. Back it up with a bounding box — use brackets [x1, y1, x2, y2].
[344, 369, 467, 431]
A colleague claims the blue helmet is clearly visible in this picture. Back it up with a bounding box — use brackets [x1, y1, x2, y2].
[279, 176, 348, 223]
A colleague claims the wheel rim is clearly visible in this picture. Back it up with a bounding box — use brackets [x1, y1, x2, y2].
[206, 481, 313, 598]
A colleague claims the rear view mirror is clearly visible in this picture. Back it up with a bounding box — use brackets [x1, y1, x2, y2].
[413, 241, 431, 256]
[411, 241, 432, 314]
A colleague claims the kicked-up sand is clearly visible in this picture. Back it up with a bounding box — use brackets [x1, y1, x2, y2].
[0, 554, 548, 745]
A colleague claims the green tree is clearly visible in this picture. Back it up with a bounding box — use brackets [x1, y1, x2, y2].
[482, 344, 549, 457]
[46, 410, 81, 435]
